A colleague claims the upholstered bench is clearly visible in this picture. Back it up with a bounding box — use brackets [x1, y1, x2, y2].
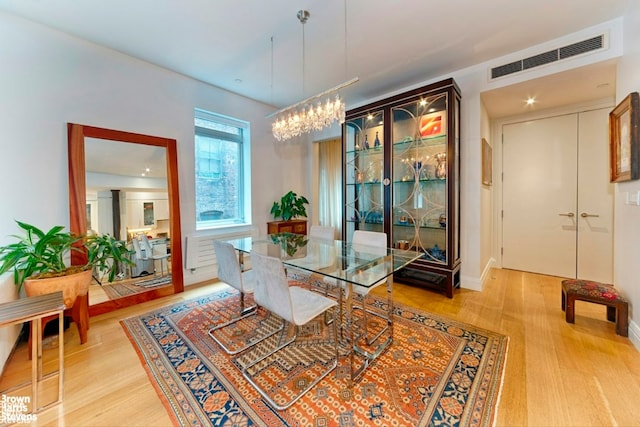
[561, 279, 628, 336]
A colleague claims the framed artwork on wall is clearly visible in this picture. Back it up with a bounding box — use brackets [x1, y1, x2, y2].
[482, 138, 492, 186]
[609, 91, 639, 182]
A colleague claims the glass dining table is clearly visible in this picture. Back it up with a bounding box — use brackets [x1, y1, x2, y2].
[223, 232, 422, 382]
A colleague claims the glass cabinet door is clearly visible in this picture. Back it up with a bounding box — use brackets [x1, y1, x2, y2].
[344, 110, 385, 242]
[391, 93, 448, 264]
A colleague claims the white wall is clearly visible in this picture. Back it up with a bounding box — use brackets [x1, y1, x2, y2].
[0, 12, 307, 368]
[613, 2, 640, 348]
[480, 103, 494, 285]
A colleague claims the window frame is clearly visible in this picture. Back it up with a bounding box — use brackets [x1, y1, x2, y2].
[194, 108, 252, 231]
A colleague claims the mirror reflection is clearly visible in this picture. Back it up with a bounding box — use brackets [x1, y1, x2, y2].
[84, 138, 173, 305]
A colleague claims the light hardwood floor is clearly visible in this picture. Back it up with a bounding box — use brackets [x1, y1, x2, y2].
[1, 268, 639, 426]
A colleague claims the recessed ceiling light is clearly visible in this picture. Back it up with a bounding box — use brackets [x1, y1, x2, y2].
[526, 97, 536, 106]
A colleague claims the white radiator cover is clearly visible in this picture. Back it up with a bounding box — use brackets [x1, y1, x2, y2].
[184, 228, 258, 271]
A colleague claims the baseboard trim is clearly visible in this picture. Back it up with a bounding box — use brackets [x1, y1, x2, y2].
[461, 258, 496, 292]
[628, 320, 640, 351]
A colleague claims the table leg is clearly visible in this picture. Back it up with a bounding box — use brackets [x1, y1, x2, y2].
[237, 251, 245, 271]
[57, 311, 64, 404]
[31, 318, 40, 412]
[387, 275, 394, 348]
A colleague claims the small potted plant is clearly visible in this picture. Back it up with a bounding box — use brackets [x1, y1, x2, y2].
[0, 220, 134, 308]
[270, 191, 309, 221]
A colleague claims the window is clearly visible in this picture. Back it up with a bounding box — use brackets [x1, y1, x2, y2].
[195, 109, 251, 229]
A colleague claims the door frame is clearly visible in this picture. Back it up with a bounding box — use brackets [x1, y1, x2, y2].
[491, 97, 614, 269]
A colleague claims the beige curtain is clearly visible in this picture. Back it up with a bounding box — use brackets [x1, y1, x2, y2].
[317, 137, 343, 237]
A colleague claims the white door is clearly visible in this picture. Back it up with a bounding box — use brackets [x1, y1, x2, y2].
[576, 108, 614, 283]
[503, 115, 578, 278]
[502, 108, 613, 281]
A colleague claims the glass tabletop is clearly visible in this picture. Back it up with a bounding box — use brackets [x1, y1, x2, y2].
[224, 233, 422, 289]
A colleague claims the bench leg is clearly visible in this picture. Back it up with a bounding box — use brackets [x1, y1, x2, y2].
[616, 302, 629, 337]
[606, 305, 616, 322]
[565, 294, 576, 324]
[561, 289, 566, 311]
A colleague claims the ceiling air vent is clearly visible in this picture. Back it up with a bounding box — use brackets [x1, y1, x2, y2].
[559, 35, 604, 59]
[490, 34, 605, 80]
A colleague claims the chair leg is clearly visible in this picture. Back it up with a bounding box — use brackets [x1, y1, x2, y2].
[355, 294, 390, 347]
[208, 293, 264, 355]
[242, 315, 338, 411]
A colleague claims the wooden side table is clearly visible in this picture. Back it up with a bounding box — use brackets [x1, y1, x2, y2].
[0, 291, 65, 414]
[267, 219, 308, 235]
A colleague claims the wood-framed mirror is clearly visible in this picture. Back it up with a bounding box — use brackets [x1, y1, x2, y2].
[68, 123, 183, 316]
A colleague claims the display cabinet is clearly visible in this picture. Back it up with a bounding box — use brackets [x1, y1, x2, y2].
[343, 78, 461, 297]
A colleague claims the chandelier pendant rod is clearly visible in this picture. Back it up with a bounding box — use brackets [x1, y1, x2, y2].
[266, 76, 359, 118]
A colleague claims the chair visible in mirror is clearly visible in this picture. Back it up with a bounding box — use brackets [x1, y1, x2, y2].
[208, 240, 258, 354]
[130, 233, 155, 278]
[243, 250, 338, 410]
[151, 242, 170, 279]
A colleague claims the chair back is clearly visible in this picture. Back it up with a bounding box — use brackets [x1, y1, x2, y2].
[309, 225, 335, 241]
[352, 230, 387, 256]
[213, 240, 246, 292]
[132, 233, 153, 260]
[250, 250, 294, 323]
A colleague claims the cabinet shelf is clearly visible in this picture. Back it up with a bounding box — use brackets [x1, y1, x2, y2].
[343, 78, 461, 298]
[346, 146, 385, 155]
[345, 219, 447, 230]
[393, 134, 447, 149]
[346, 178, 446, 186]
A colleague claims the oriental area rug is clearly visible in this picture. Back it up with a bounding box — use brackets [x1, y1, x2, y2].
[121, 288, 508, 427]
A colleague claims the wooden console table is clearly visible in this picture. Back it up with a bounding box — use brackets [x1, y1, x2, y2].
[267, 219, 308, 235]
[0, 291, 65, 414]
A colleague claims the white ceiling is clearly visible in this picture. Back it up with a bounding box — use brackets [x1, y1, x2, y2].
[0, 0, 630, 118]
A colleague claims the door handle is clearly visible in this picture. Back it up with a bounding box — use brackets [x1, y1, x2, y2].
[559, 212, 575, 217]
[580, 212, 600, 218]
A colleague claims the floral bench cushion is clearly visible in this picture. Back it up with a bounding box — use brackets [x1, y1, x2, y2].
[561, 279, 626, 302]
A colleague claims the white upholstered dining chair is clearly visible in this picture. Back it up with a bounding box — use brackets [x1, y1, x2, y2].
[309, 225, 335, 241]
[242, 250, 338, 410]
[208, 239, 258, 354]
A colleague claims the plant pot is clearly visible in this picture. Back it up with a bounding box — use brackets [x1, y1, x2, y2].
[24, 269, 92, 309]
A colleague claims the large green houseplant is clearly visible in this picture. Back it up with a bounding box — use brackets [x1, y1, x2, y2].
[0, 220, 133, 307]
[270, 191, 309, 221]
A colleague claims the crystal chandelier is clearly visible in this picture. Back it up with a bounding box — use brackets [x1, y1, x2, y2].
[271, 78, 358, 142]
[270, 9, 358, 142]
